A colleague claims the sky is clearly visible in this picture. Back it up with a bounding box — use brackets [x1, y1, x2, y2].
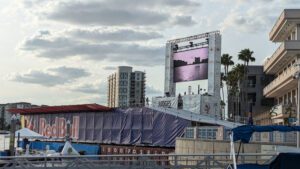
[0, 0, 300, 106]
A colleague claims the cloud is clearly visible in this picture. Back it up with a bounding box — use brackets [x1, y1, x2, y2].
[67, 28, 163, 42]
[146, 86, 163, 96]
[44, 1, 197, 27]
[172, 15, 196, 26]
[220, 7, 276, 33]
[71, 81, 162, 105]
[10, 66, 90, 86]
[20, 31, 164, 66]
[103, 66, 116, 71]
[71, 81, 106, 94]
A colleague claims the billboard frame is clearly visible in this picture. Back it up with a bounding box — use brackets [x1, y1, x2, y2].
[164, 31, 221, 97]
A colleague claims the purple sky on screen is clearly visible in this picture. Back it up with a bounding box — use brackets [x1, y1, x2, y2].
[173, 47, 208, 64]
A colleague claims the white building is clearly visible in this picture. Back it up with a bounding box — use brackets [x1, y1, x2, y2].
[107, 66, 146, 108]
[263, 9, 300, 124]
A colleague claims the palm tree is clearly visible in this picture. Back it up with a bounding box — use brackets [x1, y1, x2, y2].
[269, 106, 278, 116]
[227, 64, 245, 120]
[238, 49, 255, 68]
[221, 54, 235, 77]
[221, 54, 234, 119]
[238, 49, 255, 117]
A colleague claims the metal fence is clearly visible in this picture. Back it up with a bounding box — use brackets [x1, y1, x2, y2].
[185, 127, 298, 145]
[0, 153, 276, 169]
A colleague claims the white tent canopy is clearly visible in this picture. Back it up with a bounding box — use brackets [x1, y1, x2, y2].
[15, 128, 45, 139]
[61, 141, 79, 155]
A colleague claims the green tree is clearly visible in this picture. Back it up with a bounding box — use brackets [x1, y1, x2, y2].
[221, 54, 234, 119]
[284, 101, 296, 125]
[221, 54, 235, 77]
[227, 64, 245, 120]
[238, 49, 255, 116]
[269, 106, 278, 116]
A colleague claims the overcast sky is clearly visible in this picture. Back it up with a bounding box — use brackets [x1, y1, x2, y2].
[0, 0, 299, 106]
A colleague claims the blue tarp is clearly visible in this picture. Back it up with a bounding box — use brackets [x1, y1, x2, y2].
[269, 153, 300, 169]
[236, 164, 269, 169]
[232, 125, 300, 143]
[21, 141, 100, 155]
[0, 151, 8, 156]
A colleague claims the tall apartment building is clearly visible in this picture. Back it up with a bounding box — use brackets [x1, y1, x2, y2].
[228, 66, 273, 122]
[263, 9, 300, 125]
[107, 66, 146, 108]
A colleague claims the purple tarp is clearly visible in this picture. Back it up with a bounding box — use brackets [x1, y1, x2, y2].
[23, 107, 191, 147]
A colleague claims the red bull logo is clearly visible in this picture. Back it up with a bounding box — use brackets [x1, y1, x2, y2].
[34, 116, 79, 139]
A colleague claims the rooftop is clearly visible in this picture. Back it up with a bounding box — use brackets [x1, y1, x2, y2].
[8, 103, 111, 114]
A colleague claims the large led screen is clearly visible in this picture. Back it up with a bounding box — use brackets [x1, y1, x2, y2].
[173, 47, 208, 82]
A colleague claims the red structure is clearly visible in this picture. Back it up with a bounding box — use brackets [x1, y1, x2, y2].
[9, 104, 112, 114]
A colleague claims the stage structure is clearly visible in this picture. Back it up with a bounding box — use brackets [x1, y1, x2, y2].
[156, 31, 221, 118]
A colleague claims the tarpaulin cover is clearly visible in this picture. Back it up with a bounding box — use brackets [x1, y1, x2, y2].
[23, 107, 191, 147]
[235, 164, 269, 169]
[232, 125, 300, 143]
[269, 153, 300, 169]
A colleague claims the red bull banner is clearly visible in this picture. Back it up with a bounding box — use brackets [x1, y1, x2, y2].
[21, 107, 191, 147]
[24, 115, 79, 139]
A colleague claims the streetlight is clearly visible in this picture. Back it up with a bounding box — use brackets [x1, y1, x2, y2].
[293, 63, 300, 148]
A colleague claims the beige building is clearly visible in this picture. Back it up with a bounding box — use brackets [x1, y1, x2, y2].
[263, 9, 300, 125]
[107, 66, 146, 108]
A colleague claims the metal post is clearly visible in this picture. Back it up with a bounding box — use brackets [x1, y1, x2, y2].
[297, 77, 300, 148]
[66, 120, 71, 142]
[0, 106, 5, 130]
[9, 115, 17, 156]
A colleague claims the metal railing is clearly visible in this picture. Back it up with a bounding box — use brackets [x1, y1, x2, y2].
[0, 153, 277, 169]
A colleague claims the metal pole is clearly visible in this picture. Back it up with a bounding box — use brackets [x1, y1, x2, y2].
[0, 106, 5, 130]
[297, 76, 300, 148]
[9, 115, 17, 156]
[66, 120, 71, 142]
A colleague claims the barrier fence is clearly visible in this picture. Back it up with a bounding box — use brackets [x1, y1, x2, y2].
[185, 127, 298, 145]
[0, 153, 276, 169]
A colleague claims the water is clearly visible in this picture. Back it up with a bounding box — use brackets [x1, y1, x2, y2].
[174, 64, 208, 82]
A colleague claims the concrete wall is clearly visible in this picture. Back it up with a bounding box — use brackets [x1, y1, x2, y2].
[176, 138, 295, 154]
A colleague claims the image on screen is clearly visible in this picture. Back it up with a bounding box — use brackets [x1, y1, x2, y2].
[173, 47, 208, 83]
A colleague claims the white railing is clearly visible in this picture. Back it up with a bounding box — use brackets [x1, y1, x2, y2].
[263, 42, 285, 72]
[0, 153, 277, 169]
[269, 10, 286, 40]
[264, 41, 300, 73]
[263, 66, 297, 96]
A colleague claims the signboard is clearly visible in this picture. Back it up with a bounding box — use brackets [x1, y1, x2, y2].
[101, 144, 174, 155]
[152, 97, 178, 108]
[24, 115, 79, 139]
[200, 95, 220, 118]
[182, 94, 201, 114]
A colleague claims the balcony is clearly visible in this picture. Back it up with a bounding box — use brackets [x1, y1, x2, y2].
[263, 41, 300, 74]
[270, 9, 300, 42]
[270, 104, 296, 125]
[263, 66, 297, 98]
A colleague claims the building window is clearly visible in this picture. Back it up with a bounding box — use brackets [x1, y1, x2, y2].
[197, 128, 217, 140]
[248, 93, 256, 105]
[185, 128, 194, 138]
[247, 76, 256, 88]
